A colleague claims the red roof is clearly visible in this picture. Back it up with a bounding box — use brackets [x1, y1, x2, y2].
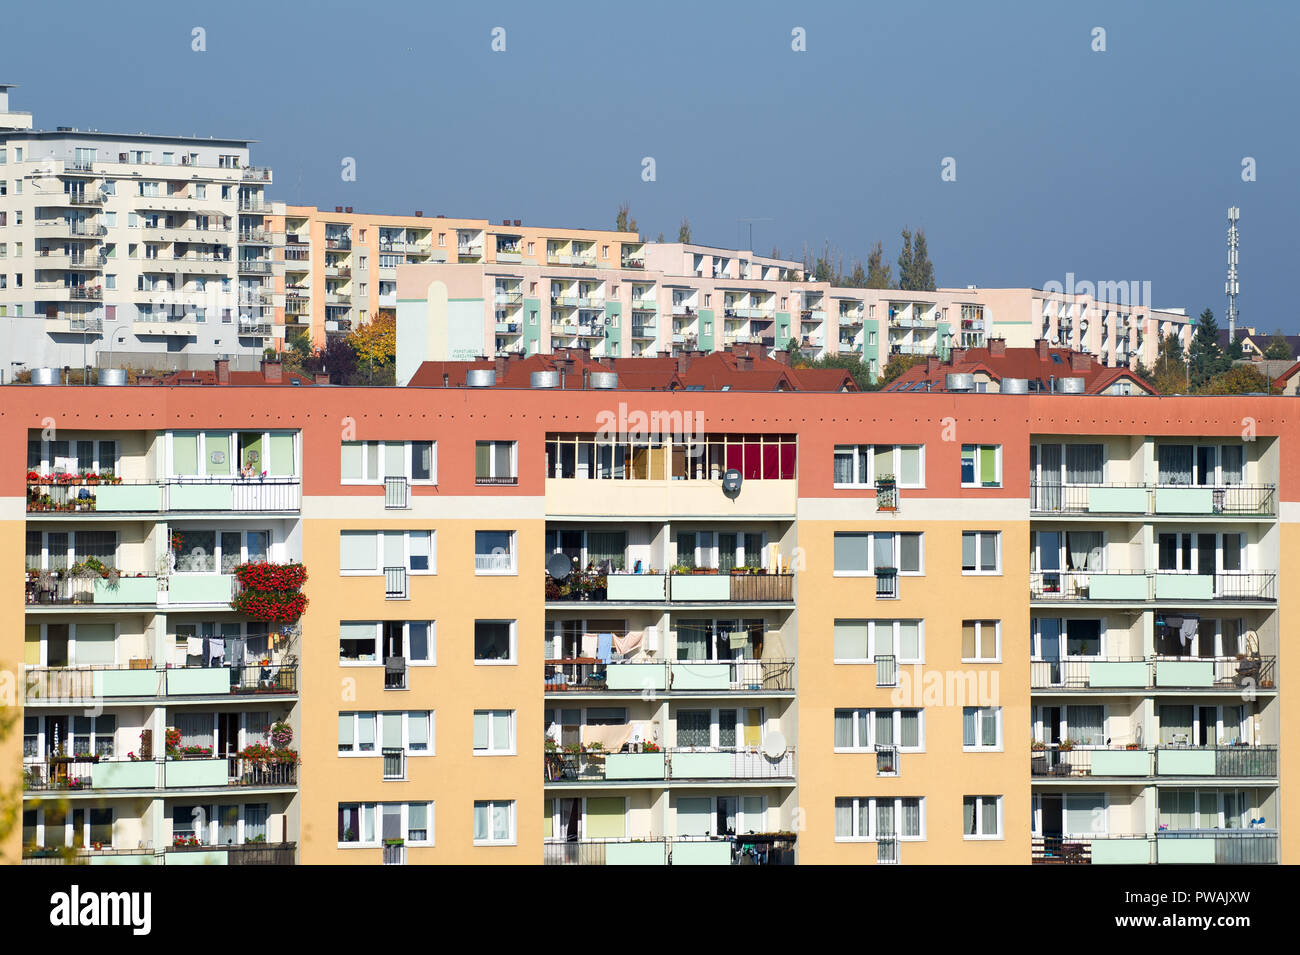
[150, 361, 319, 387]
[883, 343, 1156, 395]
[407, 346, 857, 392]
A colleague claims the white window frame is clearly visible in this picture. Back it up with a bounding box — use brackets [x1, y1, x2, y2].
[960, 444, 1002, 488]
[336, 802, 436, 848]
[832, 532, 924, 577]
[961, 619, 1002, 663]
[961, 530, 1002, 575]
[833, 796, 927, 842]
[474, 530, 518, 575]
[832, 444, 925, 488]
[337, 620, 436, 666]
[833, 708, 925, 753]
[832, 619, 924, 665]
[473, 799, 517, 846]
[167, 430, 298, 479]
[476, 440, 518, 481]
[473, 619, 517, 666]
[339, 530, 436, 576]
[340, 440, 437, 485]
[962, 707, 1003, 752]
[963, 795, 1003, 840]
[338, 711, 435, 757]
[472, 709, 516, 756]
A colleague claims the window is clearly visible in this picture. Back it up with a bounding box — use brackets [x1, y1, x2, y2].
[963, 795, 1002, 839]
[475, 441, 517, 484]
[474, 620, 516, 664]
[834, 797, 925, 841]
[833, 444, 925, 487]
[170, 430, 297, 478]
[962, 707, 1002, 750]
[473, 800, 515, 845]
[961, 531, 1000, 574]
[339, 531, 436, 575]
[832, 620, 923, 664]
[961, 444, 1001, 487]
[338, 802, 435, 846]
[341, 440, 436, 484]
[338, 711, 434, 756]
[473, 710, 515, 755]
[961, 620, 1000, 662]
[474, 531, 517, 574]
[172, 528, 268, 574]
[833, 532, 922, 575]
[339, 621, 434, 665]
[834, 709, 924, 752]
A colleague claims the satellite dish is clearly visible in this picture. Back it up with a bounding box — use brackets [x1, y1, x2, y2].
[762, 731, 787, 760]
[722, 468, 743, 496]
[546, 553, 573, 580]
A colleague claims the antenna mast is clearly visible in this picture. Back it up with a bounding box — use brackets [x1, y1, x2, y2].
[1226, 207, 1240, 342]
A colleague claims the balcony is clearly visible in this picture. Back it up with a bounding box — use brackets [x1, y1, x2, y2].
[544, 747, 795, 783]
[164, 842, 295, 865]
[1030, 570, 1277, 603]
[1155, 830, 1277, 865]
[1032, 835, 1153, 865]
[1032, 655, 1275, 690]
[240, 166, 274, 182]
[1030, 482, 1276, 517]
[550, 571, 794, 605]
[24, 573, 158, 607]
[544, 658, 794, 694]
[23, 847, 159, 866]
[26, 475, 302, 513]
[23, 664, 297, 702]
[545, 835, 793, 865]
[237, 259, 274, 274]
[1156, 745, 1277, 778]
[1029, 744, 1277, 779]
[237, 197, 271, 213]
[23, 755, 297, 793]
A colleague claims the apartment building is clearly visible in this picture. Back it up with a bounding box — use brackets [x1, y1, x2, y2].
[3, 377, 1288, 866]
[0, 85, 280, 374]
[396, 242, 1192, 385]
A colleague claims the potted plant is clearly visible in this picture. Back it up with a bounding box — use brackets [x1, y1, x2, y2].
[1125, 742, 1142, 750]
[1031, 740, 1046, 752]
[1058, 738, 1075, 752]
[270, 721, 293, 749]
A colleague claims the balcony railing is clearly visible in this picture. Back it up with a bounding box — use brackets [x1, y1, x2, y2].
[875, 655, 897, 687]
[544, 658, 795, 693]
[384, 656, 407, 690]
[23, 848, 158, 865]
[384, 476, 410, 509]
[23, 663, 297, 701]
[24, 574, 158, 607]
[544, 747, 795, 783]
[26, 476, 302, 513]
[23, 755, 297, 791]
[382, 844, 407, 865]
[1030, 744, 1277, 779]
[382, 747, 407, 780]
[170, 842, 296, 865]
[384, 567, 408, 599]
[1030, 570, 1277, 602]
[550, 572, 794, 604]
[1029, 482, 1277, 516]
[1032, 835, 1153, 864]
[1031, 655, 1275, 690]
[1156, 830, 1277, 865]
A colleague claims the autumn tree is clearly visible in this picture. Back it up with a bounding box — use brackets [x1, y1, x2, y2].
[866, 241, 892, 289]
[678, 218, 692, 243]
[1199, 364, 1281, 395]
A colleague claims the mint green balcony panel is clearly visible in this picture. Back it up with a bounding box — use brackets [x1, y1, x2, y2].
[1154, 574, 1213, 600]
[1157, 838, 1215, 864]
[1154, 487, 1214, 515]
[165, 850, 228, 866]
[1090, 750, 1152, 776]
[169, 575, 234, 604]
[1155, 660, 1215, 687]
[605, 575, 666, 601]
[92, 761, 158, 790]
[95, 669, 161, 698]
[605, 752, 666, 780]
[671, 575, 730, 601]
[606, 841, 667, 865]
[164, 758, 229, 788]
[671, 752, 733, 779]
[166, 668, 232, 696]
[1091, 839, 1151, 865]
[1157, 749, 1216, 776]
[169, 483, 235, 511]
[90, 853, 157, 865]
[606, 663, 667, 692]
[95, 484, 162, 512]
[671, 663, 730, 691]
[1087, 487, 1148, 513]
[1089, 661, 1149, 688]
[672, 841, 732, 865]
[1088, 575, 1149, 601]
[93, 577, 158, 605]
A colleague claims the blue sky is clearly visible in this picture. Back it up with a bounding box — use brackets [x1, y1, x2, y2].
[5, 0, 1296, 326]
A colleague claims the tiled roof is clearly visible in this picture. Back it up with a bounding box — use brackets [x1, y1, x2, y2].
[884, 344, 1156, 395]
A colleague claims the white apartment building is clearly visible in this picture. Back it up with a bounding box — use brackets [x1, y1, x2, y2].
[0, 85, 281, 376]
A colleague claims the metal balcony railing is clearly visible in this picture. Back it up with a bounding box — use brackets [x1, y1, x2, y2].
[1029, 570, 1278, 602]
[384, 656, 407, 690]
[382, 844, 407, 865]
[1029, 482, 1277, 516]
[23, 663, 297, 701]
[875, 655, 897, 687]
[384, 476, 410, 509]
[876, 745, 898, 776]
[384, 567, 408, 599]
[875, 569, 898, 599]
[382, 748, 407, 780]
[1156, 830, 1277, 865]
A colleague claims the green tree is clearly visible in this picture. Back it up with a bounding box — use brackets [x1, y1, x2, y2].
[784, 336, 804, 366]
[615, 202, 638, 235]
[1187, 308, 1228, 388]
[866, 241, 892, 289]
[791, 351, 873, 390]
[1199, 364, 1281, 395]
[896, 229, 915, 291]
[1263, 330, 1293, 360]
[877, 353, 928, 387]
[678, 218, 692, 243]
[910, 229, 936, 291]
[848, 261, 867, 288]
[1151, 332, 1189, 394]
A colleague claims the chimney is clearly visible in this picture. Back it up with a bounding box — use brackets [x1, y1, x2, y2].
[1036, 338, 1051, 359]
[513, 219, 521, 227]
[988, 337, 1007, 357]
[677, 352, 692, 375]
[334, 206, 343, 213]
[949, 347, 967, 363]
[502, 219, 510, 226]
[443, 372, 450, 387]
[926, 357, 941, 374]
[261, 359, 283, 383]
[771, 348, 790, 366]
[1070, 351, 1092, 372]
[494, 355, 508, 376]
[314, 373, 330, 385]
[136, 374, 157, 386]
[214, 358, 230, 384]
[345, 206, 353, 214]
[415, 211, 423, 217]
[583, 368, 590, 389]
